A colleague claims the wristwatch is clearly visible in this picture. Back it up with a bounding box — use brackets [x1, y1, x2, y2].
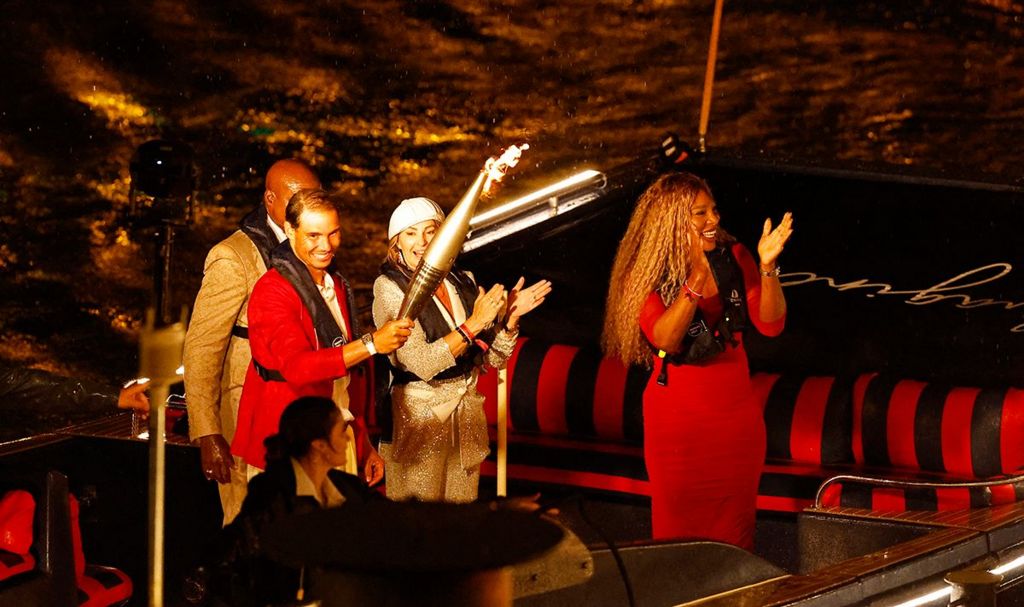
[360, 333, 377, 356]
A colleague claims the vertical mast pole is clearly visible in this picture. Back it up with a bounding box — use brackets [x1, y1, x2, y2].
[698, 0, 725, 153]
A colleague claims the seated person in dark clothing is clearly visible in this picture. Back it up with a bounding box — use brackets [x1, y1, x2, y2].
[207, 396, 379, 606]
[0, 364, 151, 442]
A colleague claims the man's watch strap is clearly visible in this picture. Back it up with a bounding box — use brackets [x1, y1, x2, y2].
[360, 333, 377, 356]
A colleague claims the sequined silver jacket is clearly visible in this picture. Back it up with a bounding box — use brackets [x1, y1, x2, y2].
[372, 274, 517, 467]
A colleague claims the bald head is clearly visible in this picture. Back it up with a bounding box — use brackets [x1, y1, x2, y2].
[264, 159, 321, 228]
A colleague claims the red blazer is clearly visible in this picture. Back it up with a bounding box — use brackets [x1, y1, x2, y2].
[231, 268, 368, 469]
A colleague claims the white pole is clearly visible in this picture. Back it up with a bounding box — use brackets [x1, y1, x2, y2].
[139, 308, 186, 607]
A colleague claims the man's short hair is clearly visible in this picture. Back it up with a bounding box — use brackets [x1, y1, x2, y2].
[285, 188, 340, 228]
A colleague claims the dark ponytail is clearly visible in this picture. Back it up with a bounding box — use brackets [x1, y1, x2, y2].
[262, 396, 340, 467]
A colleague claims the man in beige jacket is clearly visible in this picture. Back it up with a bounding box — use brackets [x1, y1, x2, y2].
[184, 159, 325, 524]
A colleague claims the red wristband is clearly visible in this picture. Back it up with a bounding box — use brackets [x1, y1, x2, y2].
[459, 323, 476, 341]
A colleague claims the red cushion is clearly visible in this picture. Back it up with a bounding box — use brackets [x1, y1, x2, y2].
[77, 563, 132, 607]
[853, 374, 1024, 477]
[0, 549, 36, 582]
[481, 338, 646, 443]
[818, 480, 1024, 512]
[69, 494, 85, 579]
[757, 374, 854, 466]
[0, 490, 35, 555]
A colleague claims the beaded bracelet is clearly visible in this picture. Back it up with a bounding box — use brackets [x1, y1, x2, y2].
[759, 265, 781, 277]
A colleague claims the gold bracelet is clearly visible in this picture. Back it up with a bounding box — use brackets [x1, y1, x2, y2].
[759, 265, 781, 277]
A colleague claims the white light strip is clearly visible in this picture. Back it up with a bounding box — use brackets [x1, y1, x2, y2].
[470, 169, 604, 227]
[887, 549, 1024, 607]
[991, 553, 1024, 576]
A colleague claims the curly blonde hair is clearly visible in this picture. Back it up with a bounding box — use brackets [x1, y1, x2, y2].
[601, 172, 733, 367]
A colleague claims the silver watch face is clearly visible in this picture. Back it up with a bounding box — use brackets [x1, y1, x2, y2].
[361, 334, 373, 346]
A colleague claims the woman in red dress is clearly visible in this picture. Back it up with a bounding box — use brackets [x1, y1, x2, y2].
[602, 172, 793, 549]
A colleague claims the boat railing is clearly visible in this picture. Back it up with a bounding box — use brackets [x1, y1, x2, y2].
[814, 472, 1024, 509]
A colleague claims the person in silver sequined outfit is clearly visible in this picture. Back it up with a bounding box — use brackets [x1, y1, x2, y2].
[372, 197, 552, 502]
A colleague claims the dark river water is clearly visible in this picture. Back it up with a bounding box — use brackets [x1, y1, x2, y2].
[0, 0, 1022, 386]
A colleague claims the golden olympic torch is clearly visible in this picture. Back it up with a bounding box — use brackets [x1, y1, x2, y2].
[396, 144, 528, 321]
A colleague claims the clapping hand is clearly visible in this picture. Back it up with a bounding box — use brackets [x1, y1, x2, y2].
[468, 284, 508, 332]
[757, 212, 794, 269]
[505, 277, 552, 331]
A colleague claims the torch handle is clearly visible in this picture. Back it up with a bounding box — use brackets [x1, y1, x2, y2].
[397, 262, 449, 321]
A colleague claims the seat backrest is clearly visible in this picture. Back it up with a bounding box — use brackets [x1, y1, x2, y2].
[756, 373, 855, 466]
[480, 339, 648, 444]
[852, 374, 1024, 477]
[0, 470, 77, 606]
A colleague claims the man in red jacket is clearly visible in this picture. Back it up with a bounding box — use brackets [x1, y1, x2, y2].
[232, 188, 413, 477]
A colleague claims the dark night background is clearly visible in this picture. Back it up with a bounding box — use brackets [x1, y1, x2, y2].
[0, 0, 1022, 389]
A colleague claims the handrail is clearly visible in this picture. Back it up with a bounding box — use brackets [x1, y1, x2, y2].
[813, 472, 1024, 509]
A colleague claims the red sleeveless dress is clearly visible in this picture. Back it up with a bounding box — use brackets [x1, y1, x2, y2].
[638, 243, 784, 549]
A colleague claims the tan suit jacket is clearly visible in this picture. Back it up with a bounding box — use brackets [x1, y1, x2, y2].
[184, 229, 268, 442]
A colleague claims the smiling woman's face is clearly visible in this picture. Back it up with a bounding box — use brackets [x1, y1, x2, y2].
[396, 219, 439, 269]
[689, 191, 720, 251]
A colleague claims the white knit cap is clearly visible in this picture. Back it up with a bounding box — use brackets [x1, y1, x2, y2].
[388, 197, 444, 240]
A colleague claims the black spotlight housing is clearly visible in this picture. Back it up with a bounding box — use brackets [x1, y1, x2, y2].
[128, 139, 197, 226]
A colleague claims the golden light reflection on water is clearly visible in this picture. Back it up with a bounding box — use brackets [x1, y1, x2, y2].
[44, 48, 156, 139]
[0, 244, 17, 270]
[0, 333, 65, 374]
[83, 305, 139, 335]
[88, 216, 147, 290]
[88, 175, 132, 206]
[235, 108, 326, 164]
[292, 70, 351, 105]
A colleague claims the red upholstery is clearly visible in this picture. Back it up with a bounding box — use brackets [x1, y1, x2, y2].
[852, 374, 1024, 477]
[0, 549, 35, 582]
[0, 490, 35, 555]
[77, 564, 132, 607]
[818, 480, 1024, 511]
[68, 494, 132, 606]
[68, 494, 86, 579]
[477, 338, 1024, 515]
[480, 338, 646, 443]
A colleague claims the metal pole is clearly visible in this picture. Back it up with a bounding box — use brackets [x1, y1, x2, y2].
[160, 226, 175, 325]
[698, 0, 725, 153]
[138, 309, 186, 607]
[497, 368, 508, 497]
[147, 382, 167, 607]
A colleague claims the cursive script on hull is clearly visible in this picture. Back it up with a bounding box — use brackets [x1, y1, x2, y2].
[779, 263, 1024, 333]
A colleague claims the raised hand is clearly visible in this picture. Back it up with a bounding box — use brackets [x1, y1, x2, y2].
[468, 284, 507, 332]
[757, 212, 794, 269]
[686, 223, 711, 281]
[505, 277, 553, 331]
